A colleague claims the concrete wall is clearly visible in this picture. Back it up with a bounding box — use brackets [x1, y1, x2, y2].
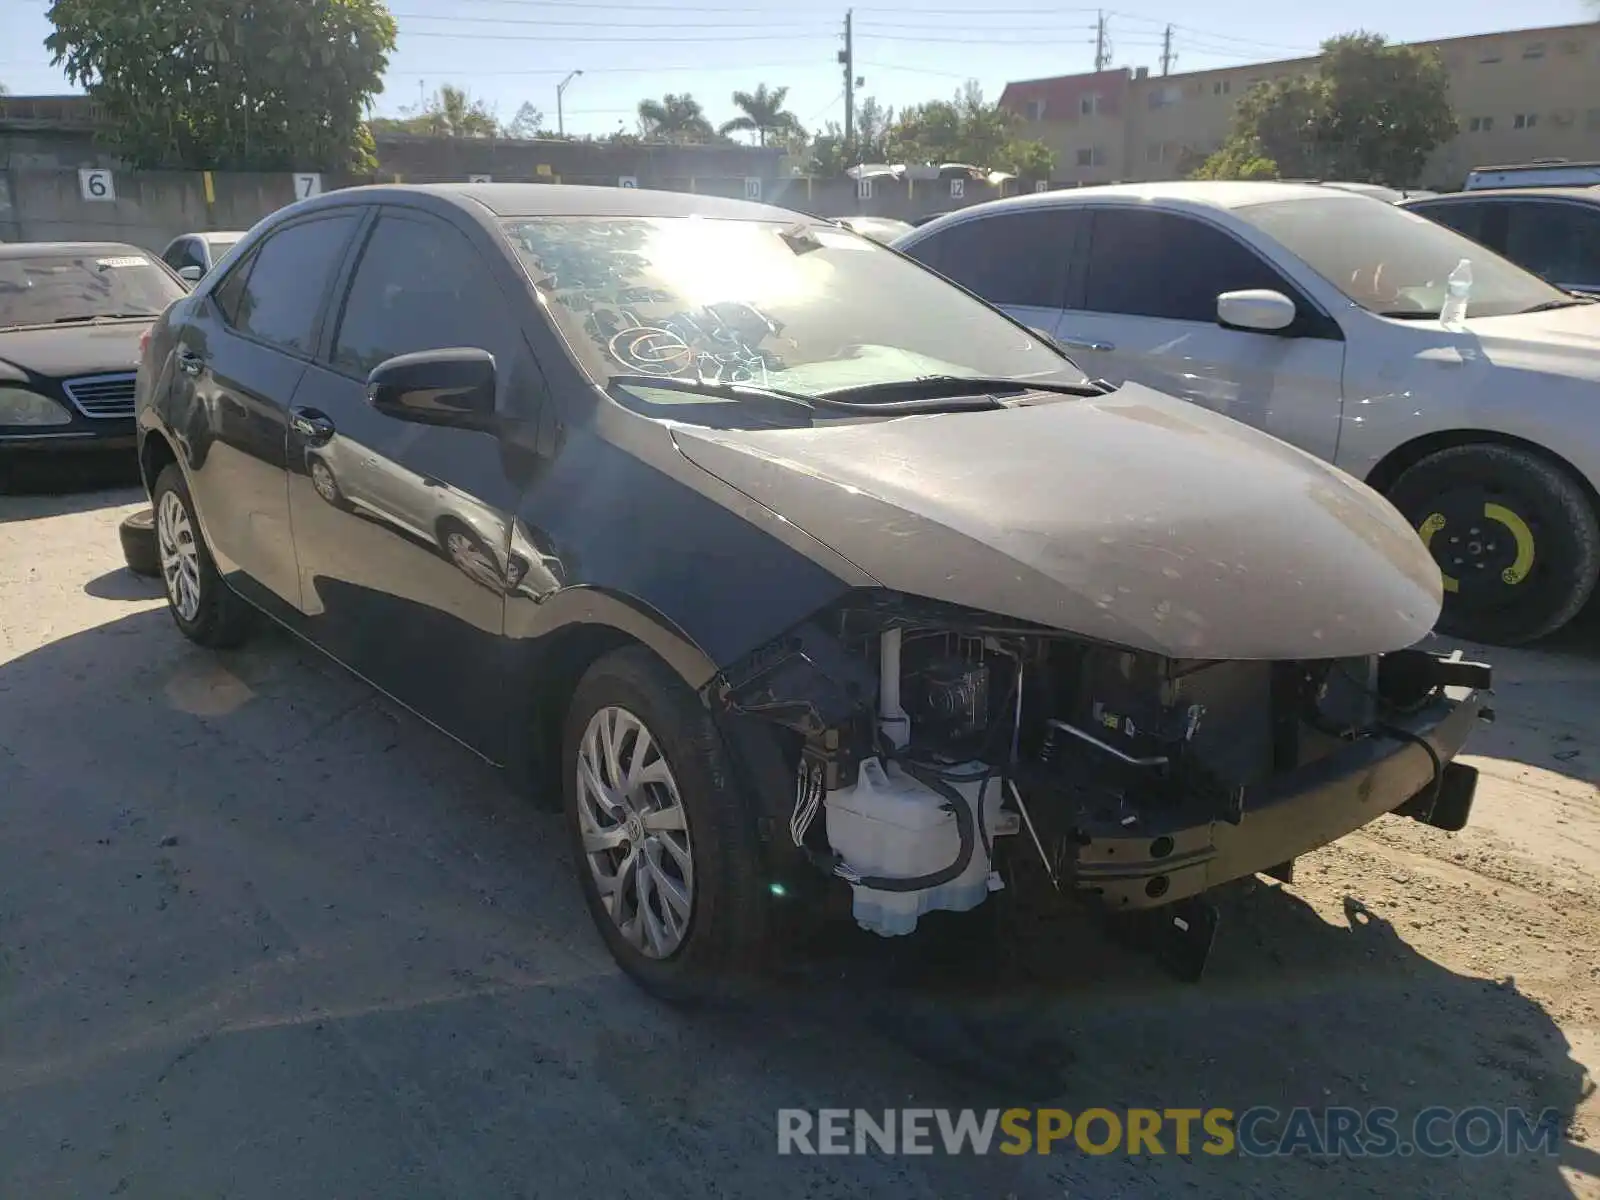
[0, 164, 1049, 252]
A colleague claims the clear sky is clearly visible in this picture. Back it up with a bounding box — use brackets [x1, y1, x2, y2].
[0, 0, 1593, 140]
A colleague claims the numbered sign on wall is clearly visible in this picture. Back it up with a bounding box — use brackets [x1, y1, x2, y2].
[950, 177, 965, 199]
[744, 177, 762, 200]
[78, 169, 115, 202]
[1034, 180, 1050, 193]
[856, 177, 873, 201]
[292, 173, 323, 200]
[468, 174, 492, 183]
[618, 176, 638, 188]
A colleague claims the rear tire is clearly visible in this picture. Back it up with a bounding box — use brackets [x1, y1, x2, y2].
[119, 508, 162, 577]
[1387, 443, 1599, 645]
[562, 645, 770, 1003]
[152, 463, 252, 648]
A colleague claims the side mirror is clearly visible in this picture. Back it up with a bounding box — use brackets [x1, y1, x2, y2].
[1217, 289, 1297, 333]
[178, 265, 204, 282]
[367, 347, 498, 432]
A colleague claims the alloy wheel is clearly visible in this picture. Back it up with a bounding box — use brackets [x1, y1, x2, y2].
[157, 490, 202, 622]
[311, 460, 339, 504]
[576, 705, 695, 959]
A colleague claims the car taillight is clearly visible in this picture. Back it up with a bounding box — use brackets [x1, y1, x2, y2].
[138, 329, 151, 357]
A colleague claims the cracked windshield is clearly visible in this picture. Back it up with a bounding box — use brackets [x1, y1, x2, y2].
[3, 0, 1600, 1196]
[504, 215, 1078, 403]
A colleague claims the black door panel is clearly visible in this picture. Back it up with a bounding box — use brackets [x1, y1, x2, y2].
[286, 208, 541, 757]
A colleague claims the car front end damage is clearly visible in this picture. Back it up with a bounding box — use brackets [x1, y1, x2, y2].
[711, 590, 1491, 977]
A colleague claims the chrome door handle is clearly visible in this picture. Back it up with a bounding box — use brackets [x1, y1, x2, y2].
[290, 406, 336, 444]
[1058, 337, 1115, 352]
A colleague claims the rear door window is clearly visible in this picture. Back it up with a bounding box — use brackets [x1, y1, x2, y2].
[904, 208, 1082, 309]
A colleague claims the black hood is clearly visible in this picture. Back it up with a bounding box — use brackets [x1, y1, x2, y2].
[669, 384, 1443, 660]
[0, 322, 149, 383]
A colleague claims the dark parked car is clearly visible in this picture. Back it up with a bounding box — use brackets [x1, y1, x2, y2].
[1, 242, 187, 480]
[134, 183, 1489, 998]
[1401, 187, 1600, 296]
[159, 230, 248, 283]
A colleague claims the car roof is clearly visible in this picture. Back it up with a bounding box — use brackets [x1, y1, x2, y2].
[911, 179, 1355, 225]
[321, 182, 813, 223]
[1405, 186, 1600, 204]
[0, 241, 153, 259]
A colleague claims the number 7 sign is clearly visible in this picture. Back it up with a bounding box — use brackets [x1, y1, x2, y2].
[292, 173, 323, 200]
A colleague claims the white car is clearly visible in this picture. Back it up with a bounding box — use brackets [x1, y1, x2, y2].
[158, 231, 247, 283]
[894, 181, 1600, 645]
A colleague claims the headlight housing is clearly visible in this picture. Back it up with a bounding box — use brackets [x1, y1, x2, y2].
[0, 385, 73, 427]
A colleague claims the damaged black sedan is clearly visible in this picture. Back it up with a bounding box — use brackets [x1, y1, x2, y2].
[132, 183, 1491, 999]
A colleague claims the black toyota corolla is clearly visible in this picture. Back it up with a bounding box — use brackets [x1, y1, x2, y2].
[134, 183, 1490, 999]
[1, 242, 187, 480]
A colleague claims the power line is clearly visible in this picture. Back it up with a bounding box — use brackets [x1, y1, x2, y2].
[391, 10, 838, 28]
[386, 60, 821, 75]
[397, 29, 837, 41]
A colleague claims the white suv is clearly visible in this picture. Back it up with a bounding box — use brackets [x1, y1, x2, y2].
[895, 181, 1600, 645]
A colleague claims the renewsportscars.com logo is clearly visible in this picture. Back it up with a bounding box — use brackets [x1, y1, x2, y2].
[776, 1107, 1564, 1158]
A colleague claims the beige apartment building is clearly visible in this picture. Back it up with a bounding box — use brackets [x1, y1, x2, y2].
[1000, 21, 1600, 189]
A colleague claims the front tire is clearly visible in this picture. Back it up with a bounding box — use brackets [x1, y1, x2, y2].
[152, 463, 252, 648]
[1387, 444, 1600, 645]
[562, 646, 770, 1002]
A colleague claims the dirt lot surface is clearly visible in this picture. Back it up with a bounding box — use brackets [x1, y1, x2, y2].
[3, 480, 1598, 1199]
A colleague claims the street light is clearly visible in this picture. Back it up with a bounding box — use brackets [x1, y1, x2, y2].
[557, 70, 582, 137]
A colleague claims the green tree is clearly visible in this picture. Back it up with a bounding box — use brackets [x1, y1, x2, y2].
[45, 0, 396, 172]
[1004, 138, 1056, 182]
[888, 81, 1018, 168]
[1194, 32, 1454, 185]
[719, 83, 799, 147]
[637, 93, 713, 143]
[371, 84, 498, 138]
[853, 96, 893, 162]
[503, 101, 543, 140]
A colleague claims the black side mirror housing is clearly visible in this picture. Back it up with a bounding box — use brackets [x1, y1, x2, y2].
[367, 348, 498, 432]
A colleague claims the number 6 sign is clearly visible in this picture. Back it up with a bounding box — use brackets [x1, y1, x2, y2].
[292, 173, 323, 200]
[78, 169, 115, 202]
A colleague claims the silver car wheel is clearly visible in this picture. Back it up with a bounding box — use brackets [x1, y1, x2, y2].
[311, 460, 339, 503]
[157, 490, 203, 622]
[577, 705, 694, 959]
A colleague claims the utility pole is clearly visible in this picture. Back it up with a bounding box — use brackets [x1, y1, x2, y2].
[1160, 24, 1175, 76]
[839, 10, 856, 146]
[1094, 10, 1111, 72]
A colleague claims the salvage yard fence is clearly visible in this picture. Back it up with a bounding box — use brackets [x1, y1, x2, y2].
[0, 164, 1063, 254]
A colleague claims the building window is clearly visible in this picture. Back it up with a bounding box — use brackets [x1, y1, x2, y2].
[1480, 50, 1503, 64]
[1075, 146, 1106, 167]
[1147, 84, 1181, 109]
[1560, 39, 1584, 55]
[1513, 112, 1538, 130]
[1468, 116, 1494, 133]
[1080, 93, 1104, 116]
[1212, 79, 1231, 96]
[1025, 99, 1045, 121]
[1523, 42, 1545, 59]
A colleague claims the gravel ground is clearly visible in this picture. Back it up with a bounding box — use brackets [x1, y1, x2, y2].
[2, 477, 1597, 1199]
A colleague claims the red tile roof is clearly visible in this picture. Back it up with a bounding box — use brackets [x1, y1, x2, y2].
[1000, 69, 1131, 120]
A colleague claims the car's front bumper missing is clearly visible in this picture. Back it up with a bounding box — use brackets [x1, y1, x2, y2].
[1074, 686, 1488, 909]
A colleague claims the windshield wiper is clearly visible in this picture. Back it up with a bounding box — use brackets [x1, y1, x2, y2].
[50, 312, 158, 324]
[1518, 297, 1594, 313]
[1377, 309, 1443, 320]
[814, 374, 1112, 403]
[607, 373, 1010, 415]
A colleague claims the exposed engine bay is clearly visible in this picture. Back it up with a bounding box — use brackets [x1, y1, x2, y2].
[714, 590, 1492, 976]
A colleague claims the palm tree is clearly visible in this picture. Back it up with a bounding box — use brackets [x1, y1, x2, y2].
[637, 93, 713, 143]
[719, 83, 800, 147]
